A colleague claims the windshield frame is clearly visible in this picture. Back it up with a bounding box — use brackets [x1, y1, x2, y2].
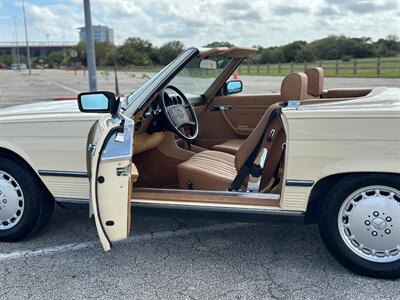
[124, 47, 199, 116]
[168, 56, 233, 98]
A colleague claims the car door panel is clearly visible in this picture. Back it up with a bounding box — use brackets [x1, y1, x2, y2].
[88, 116, 136, 251]
[196, 94, 282, 148]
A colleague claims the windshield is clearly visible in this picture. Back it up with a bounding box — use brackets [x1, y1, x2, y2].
[125, 47, 199, 114]
[124, 48, 233, 115]
[169, 56, 232, 97]
[125, 64, 169, 108]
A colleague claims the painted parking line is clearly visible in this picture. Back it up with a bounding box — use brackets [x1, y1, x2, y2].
[50, 82, 80, 94]
[0, 222, 252, 262]
[50, 81, 80, 94]
[35, 77, 81, 94]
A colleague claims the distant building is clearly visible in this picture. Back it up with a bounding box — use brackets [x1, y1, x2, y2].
[0, 42, 74, 58]
[78, 25, 114, 45]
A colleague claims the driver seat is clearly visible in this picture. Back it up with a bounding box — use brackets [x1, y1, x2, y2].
[177, 72, 308, 191]
[177, 102, 284, 191]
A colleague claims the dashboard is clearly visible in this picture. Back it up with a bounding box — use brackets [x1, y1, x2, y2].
[134, 88, 204, 137]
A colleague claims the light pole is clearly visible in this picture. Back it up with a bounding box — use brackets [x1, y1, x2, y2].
[83, 0, 97, 91]
[62, 35, 66, 59]
[22, 0, 32, 75]
[13, 16, 20, 66]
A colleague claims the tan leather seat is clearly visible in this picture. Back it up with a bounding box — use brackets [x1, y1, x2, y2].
[177, 150, 236, 190]
[305, 67, 324, 98]
[178, 101, 286, 191]
[211, 139, 245, 155]
[211, 72, 308, 156]
[280, 72, 309, 101]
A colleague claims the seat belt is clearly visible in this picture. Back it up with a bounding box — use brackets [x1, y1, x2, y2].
[229, 105, 282, 192]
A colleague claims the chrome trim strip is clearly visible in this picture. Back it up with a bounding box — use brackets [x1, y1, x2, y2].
[39, 170, 88, 178]
[101, 118, 134, 161]
[134, 200, 303, 216]
[134, 188, 280, 200]
[285, 179, 314, 187]
[55, 197, 89, 204]
[55, 197, 303, 218]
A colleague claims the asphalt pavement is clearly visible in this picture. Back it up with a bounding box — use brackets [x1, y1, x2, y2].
[1, 205, 399, 299]
[0, 70, 399, 299]
[1, 69, 399, 107]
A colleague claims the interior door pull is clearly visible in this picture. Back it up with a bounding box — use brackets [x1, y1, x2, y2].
[210, 105, 233, 112]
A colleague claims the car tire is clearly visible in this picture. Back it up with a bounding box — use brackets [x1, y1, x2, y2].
[0, 156, 54, 242]
[318, 173, 400, 279]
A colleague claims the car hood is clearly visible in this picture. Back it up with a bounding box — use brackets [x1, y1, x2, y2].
[0, 100, 80, 117]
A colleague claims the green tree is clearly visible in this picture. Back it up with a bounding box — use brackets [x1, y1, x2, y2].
[72, 41, 117, 66]
[259, 47, 284, 63]
[203, 41, 234, 48]
[0, 55, 27, 67]
[309, 35, 374, 60]
[374, 35, 400, 57]
[103, 46, 118, 66]
[0, 55, 15, 66]
[47, 51, 65, 67]
[73, 41, 87, 66]
[281, 41, 307, 62]
[117, 37, 154, 66]
[95, 42, 117, 66]
[158, 41, 184, 65]
[294, 48, 315, 62]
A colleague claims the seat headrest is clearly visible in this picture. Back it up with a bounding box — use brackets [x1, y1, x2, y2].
[305, 67, 324, 97]
[280, 72, 308, 101]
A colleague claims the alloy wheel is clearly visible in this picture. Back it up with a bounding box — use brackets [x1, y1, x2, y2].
[0, 171, 25, 230]
[338, 185, 400, 263]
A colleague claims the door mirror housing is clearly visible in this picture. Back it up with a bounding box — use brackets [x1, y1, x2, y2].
[225, 80, 243, 95]
[77, 91, 120, 114]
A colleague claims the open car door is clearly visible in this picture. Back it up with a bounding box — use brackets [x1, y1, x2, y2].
[87, 115, 137, 251]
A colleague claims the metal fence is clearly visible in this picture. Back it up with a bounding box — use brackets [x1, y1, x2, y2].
[237, 58, 400, 76]
[116, 57, 400, 77]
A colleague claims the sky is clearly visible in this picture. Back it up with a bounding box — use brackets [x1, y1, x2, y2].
[0, 0, 399, 47]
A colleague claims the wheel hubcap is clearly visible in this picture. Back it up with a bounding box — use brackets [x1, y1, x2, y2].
[0, 171, 24, 230]
[338, 185, 400, 263]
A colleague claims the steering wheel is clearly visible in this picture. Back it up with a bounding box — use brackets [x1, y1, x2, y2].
[159, 85, 199, 142]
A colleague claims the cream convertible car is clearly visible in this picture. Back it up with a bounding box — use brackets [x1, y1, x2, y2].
[0, 47, 399, 278]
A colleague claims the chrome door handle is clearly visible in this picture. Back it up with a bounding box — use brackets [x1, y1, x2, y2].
[210, 105, 233, 112]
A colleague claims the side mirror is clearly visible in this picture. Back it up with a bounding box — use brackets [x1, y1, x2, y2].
[225, 80, 243, 95]
[77, 91, 119, 114]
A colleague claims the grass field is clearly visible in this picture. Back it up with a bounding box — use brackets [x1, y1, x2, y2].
[237, 56, 400, 78]
[104, 56, 400, 78]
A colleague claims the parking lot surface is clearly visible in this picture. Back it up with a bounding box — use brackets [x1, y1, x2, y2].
[0, 70, 399, 299]
[1, 206, 400, 300]
[1, 69, 400, 107]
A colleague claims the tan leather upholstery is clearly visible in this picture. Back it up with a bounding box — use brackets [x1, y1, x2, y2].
[178, 103, 283, 191]
[234, 103, 282, 171]
[211, 72, 307, 156]
[178, 72, 307, 191]
[212, 139, 244, 155]
[196, 94, 282, 149]
[305, 67, 324, 97]
[259, 129, 285, 191]
[280, 72, 308, 101]
[327, 88, 371, 98]
[177, 150, 236, 190]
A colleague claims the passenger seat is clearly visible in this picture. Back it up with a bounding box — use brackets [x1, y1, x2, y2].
[212, 72, 308, 155]
[305, 67, 324, 98]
